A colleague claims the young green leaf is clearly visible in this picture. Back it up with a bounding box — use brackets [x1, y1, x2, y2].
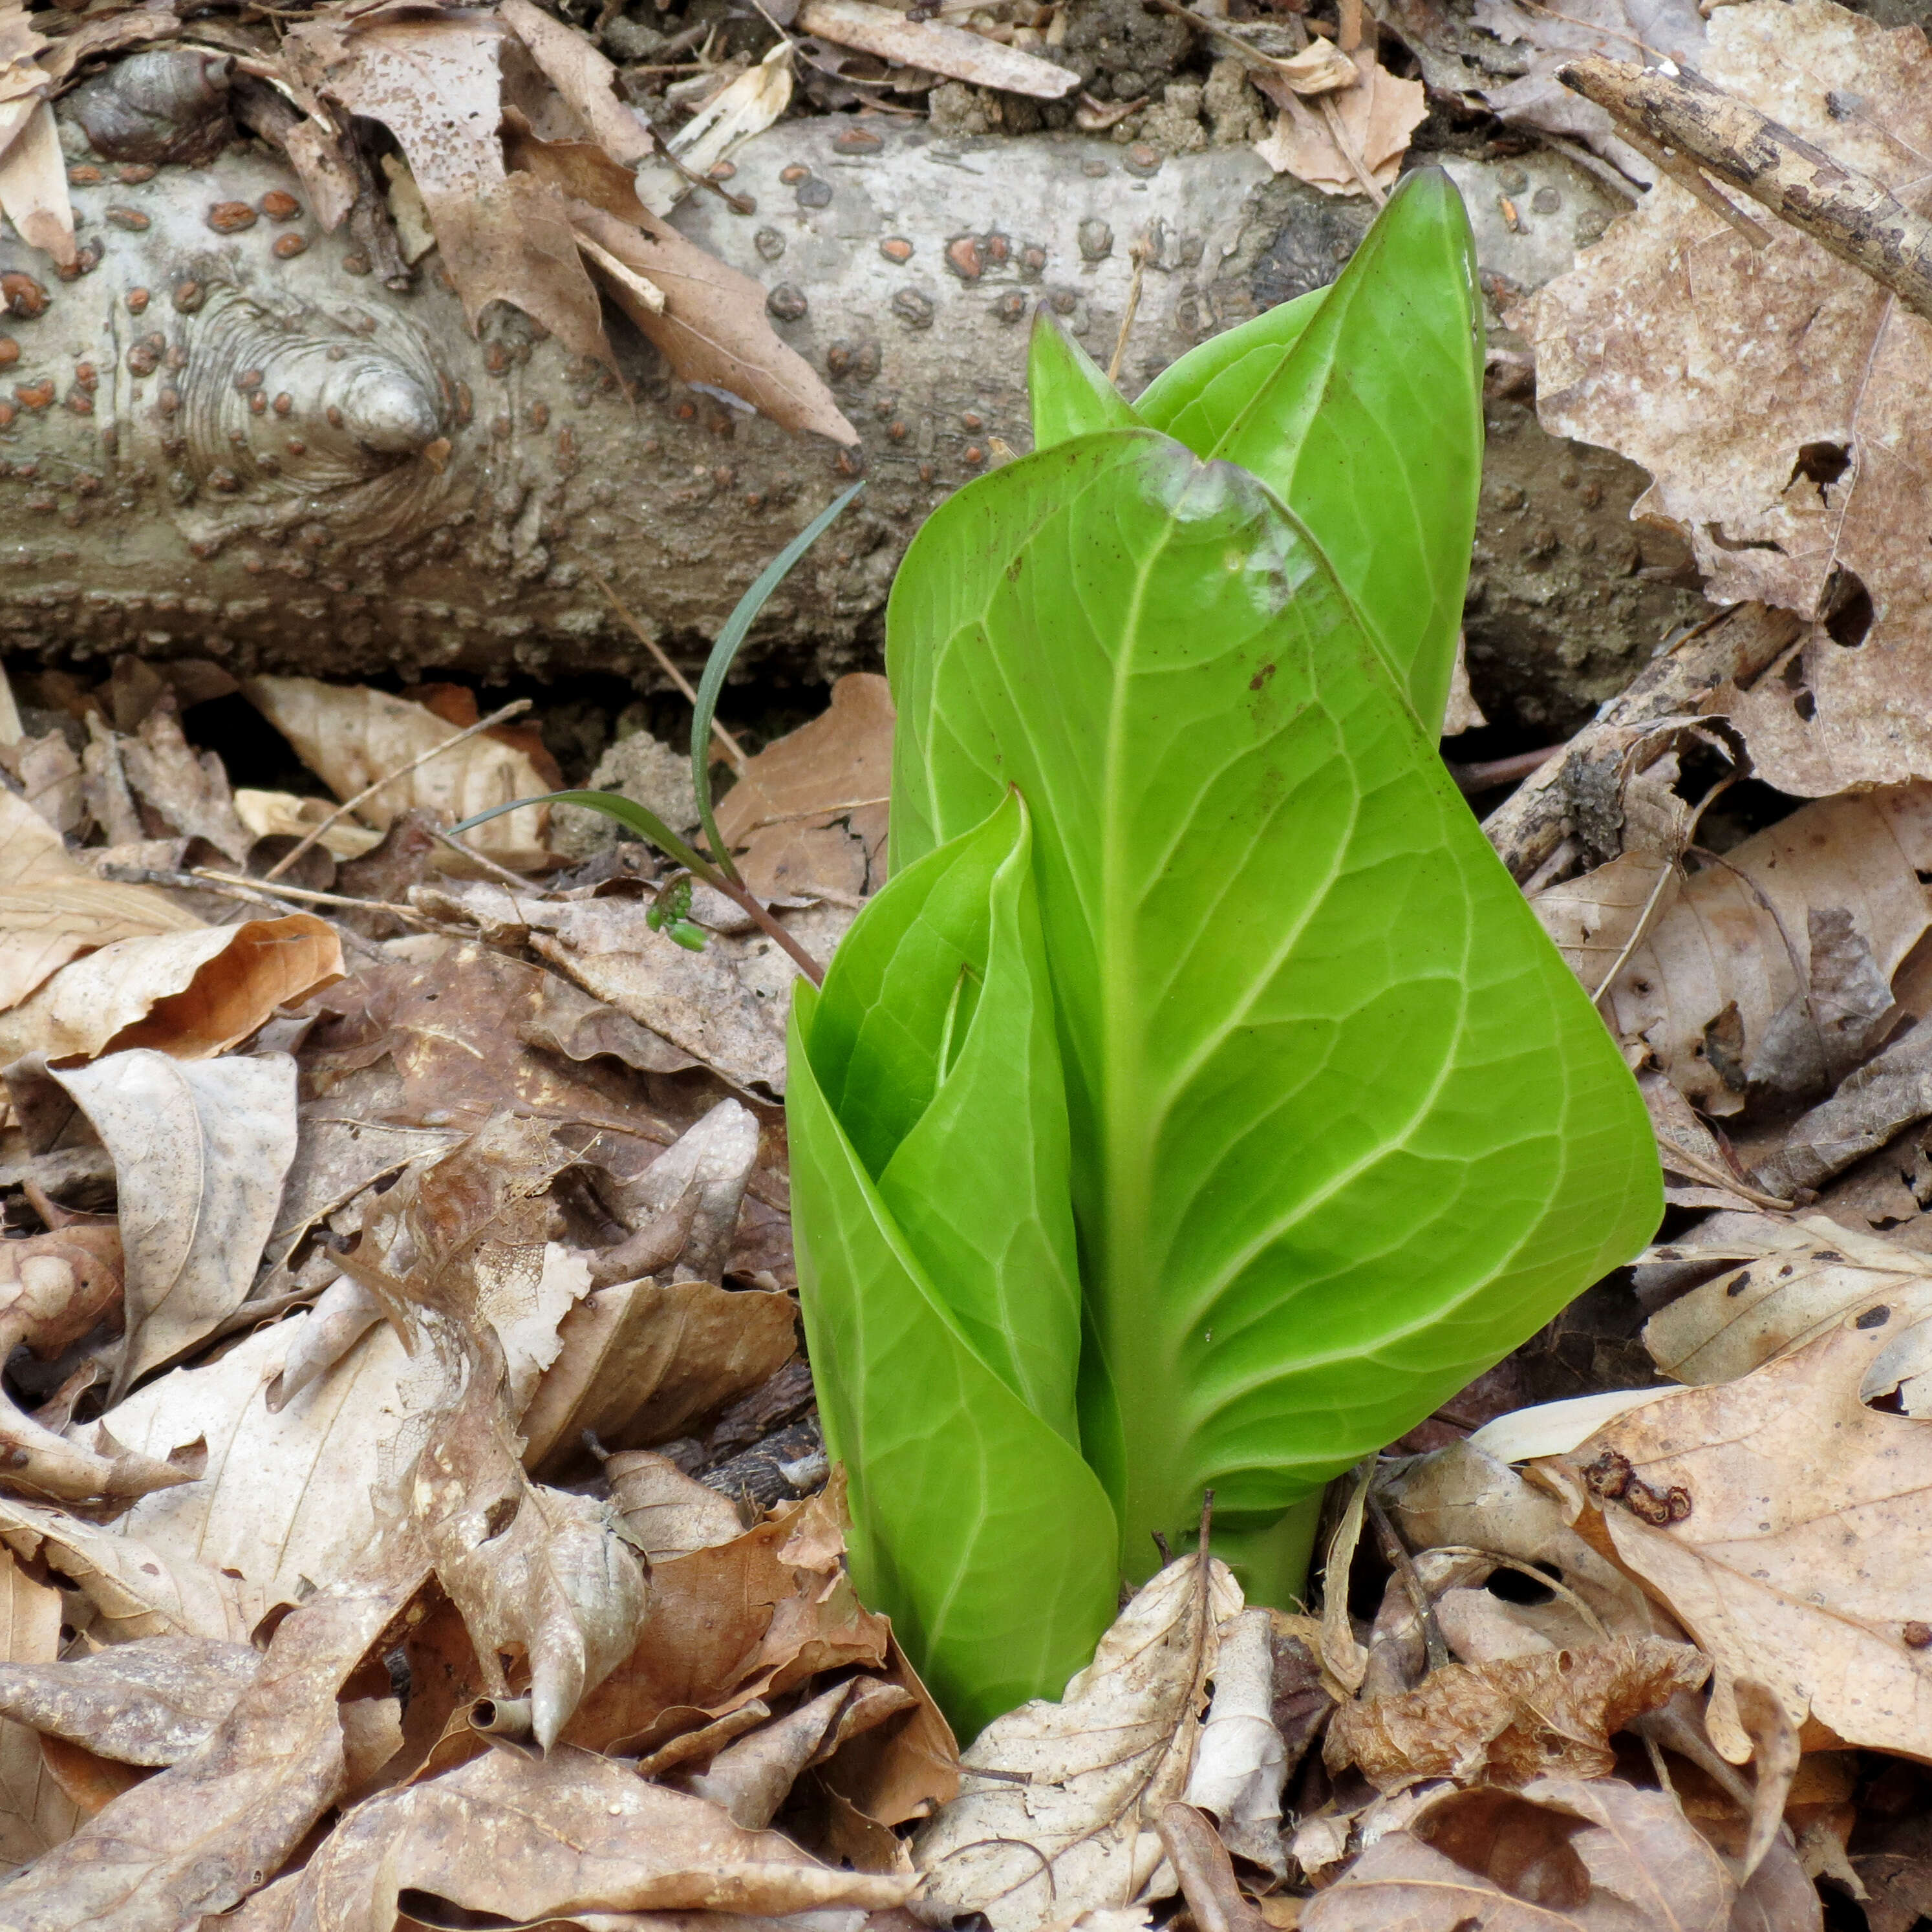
[453, 788, 714, 878]
[790, 792, 1116, 1733]
[1028, 310, 1142, 451]
[888, 426, 1660, 1587]
[1136, 168, 1484, 735]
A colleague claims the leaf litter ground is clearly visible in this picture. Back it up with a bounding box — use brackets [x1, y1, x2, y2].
[10, 0, 1932, 1920]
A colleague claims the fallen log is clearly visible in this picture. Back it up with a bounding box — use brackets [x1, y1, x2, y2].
[0, 97, 1661, 694]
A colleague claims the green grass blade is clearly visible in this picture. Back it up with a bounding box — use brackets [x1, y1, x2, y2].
[1029, 310, 1141, 451]
[692, 481, 864, 875]
[888, 426, 1660, 1584]
[451, 789, 714, 877]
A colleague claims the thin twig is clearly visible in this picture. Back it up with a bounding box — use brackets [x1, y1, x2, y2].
[1446, 744, 1568, 793]
[263, 699, 533, 881]
[1366, 1490, 1448, 1675]
[1607, 114, 1772, 248]
[584, 566, 751, 775]
[427, 824, 541, 891]
[1106, 230, 1154, 386]
[190, 868, 435, 928]
[98, 866, 387, 961]
[709, 872, 826, 986]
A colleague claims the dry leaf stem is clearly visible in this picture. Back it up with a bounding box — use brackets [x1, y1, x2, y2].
[1559, 54, 1932, 325]
[264, 700, 534, 881]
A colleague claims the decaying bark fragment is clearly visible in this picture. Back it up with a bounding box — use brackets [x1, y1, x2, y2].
[1559, 54, 1932, 326]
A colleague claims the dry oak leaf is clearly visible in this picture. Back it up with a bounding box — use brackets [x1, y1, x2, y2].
[1525, 0, 1932, 795]
[0, 1547, 424, 1932]
[1253, 45, 1424, 197]
[1325, 1635, 1710, 1790]
[1537, 783, 1932, 1117]
[714, 671, 894, 903]
[0, 1545, 78, 1877]
[1532, 1315, 1932, 1763]
[241, 676, 558, 868]
[0, 913, 343, 1068]
[0, 786, 200, 1012]
[281, 10, 613, 370]
[0, 1633, 260, 1767]
[913, 1552, 1245, 1932]
[1300, 1777, 1740, 1932]
[499, 0, 654, 163]
[1642, 1212, 1932, 1388]
[260, 1741, 915, 1928]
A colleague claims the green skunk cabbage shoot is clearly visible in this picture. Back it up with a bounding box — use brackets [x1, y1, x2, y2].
[787, 169, 1662, 1738]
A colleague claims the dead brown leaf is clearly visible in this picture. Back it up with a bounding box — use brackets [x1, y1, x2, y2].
[241, 677, 559, 868]
[0, 1635, 260, 1768]
[40, 1049, 298, 1395]
[0, 102, 72, 268]
[605, 1450, 746, 1560]
[1180, 1605, 1286, 1876]
[259, 1740, 914, 1927]
[1532, 1315, 1932, 1761]
[283, 12, 612, 370]
[714, 672, 893, 902]
[0, 1495, 271, 1646]
[1538, 786, 1932, 1116]
[564, 1479, 888, 1757]
[1253, 46, 1424, 198]
[0, 788, 202, 1013]
[1300, 1777, 1739, 1931]
[0, 1548, 422, 1931]
[913, 1551, 1244, 1932]
[519, 1275, 798, 1474]
[1326, 1635, 1709, 1789]
[117, 704, 253, 867]
[1642, 1212, 1932, 1387]
[500, 0, 654, 162]
[0, 912, 343, 1068]
[1525, 0, 1932, 795]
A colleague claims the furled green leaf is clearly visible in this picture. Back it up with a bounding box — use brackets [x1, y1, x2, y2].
[1029, 311, 1142, 451]
[1137, 168, 1483, 734]
[790, 793, 1117, 1733]
[887, 426, 1659, 1589]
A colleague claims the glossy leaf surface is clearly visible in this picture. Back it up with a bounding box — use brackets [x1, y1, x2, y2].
[789, 794, 1117, 1735]
[887, 427, 1659, 1581]
[1028, 310, 1140, 450]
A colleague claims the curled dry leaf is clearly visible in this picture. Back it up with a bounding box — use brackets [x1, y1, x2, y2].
[1525, 0, 1932, 795]
[594, 1096, 763, 1286]
[1532, 1315, 1932, 1763]
[1180, 1607, 1286, 1878]
[0, 102, 73, 268]
[714, 672, 893, 904]
[241, 677, 559, 867]
[42, 1050, 298, 1395]
[1538, 785, 1932, 1117]
[116, 704, 253, 866]
[499, 0, 654, 163]
[564, 1479, 890, 1757]
[1324, 1635, 1710, 1790]
[0, 788, 201, 1012]
[0, 1547, 78, 1876]
[1300, 1776, 1739, 1932]
[264, 1741, 914, 1928]
[0, 1635, 260, 1768]
[520, 1275, 798, 1473]
[231, 790, 382, 861]
[0, 911, 342, 1068]
[912, 1552, 1245, 1932]
[0, 1550, 424, 1932]
[605, 1450, 746, 1561]
[1253, 45, 1424, 197]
